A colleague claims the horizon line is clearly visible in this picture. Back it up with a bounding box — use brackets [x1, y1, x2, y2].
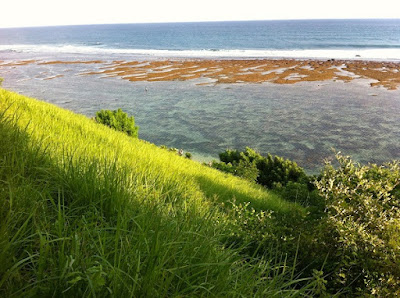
[1, 17, 399, 30]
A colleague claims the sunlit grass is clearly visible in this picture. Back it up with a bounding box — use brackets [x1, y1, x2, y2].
[0, 88, 311, 296]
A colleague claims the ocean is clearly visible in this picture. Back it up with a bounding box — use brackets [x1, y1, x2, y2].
[1, 19, 400, 60]
[1, 19, 400, 172]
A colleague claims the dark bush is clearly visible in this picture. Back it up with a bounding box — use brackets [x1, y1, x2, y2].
[214, 147, 308, 188]
[213, 149, 259, 182]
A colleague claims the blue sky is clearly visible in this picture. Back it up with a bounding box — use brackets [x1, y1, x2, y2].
[1, 0, 399, 28]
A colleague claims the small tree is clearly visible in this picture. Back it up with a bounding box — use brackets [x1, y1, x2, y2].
[95, 109, 139, 138]
[216, 147, 307, 187]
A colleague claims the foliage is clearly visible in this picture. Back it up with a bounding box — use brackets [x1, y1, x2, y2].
[95, 108, 139, 137]
[224, 200, 330, 295]
[278, 182, 324, 212]
[212, 158, 259, 183]
[315, 153, 400, 295]
[215, 147, 308, 188]
[0, 77, 3, 86]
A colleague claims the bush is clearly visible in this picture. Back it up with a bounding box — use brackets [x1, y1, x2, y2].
[212, 149, 259, 183]
[255, 153, 308, 188]
[95, 108, 139, 137]
[315, 153, 400, 295]
[215, 147, 308, 187]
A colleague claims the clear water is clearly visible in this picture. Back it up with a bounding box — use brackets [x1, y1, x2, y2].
[1, 20, 400, 172]
[2, 62, 399, 173]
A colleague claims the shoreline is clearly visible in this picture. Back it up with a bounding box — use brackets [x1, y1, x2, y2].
[1, 58, 400, 90]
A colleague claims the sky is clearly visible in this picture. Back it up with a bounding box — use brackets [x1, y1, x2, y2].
[1, 0, 400, 28]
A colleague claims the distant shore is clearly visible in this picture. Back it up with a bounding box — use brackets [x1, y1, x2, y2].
[1, 58, 400, 90]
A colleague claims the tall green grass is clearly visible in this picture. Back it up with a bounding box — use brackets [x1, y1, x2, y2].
[0, 89, 313, 296]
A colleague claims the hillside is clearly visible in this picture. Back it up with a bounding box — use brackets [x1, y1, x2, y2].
[0, 89, 310, 296]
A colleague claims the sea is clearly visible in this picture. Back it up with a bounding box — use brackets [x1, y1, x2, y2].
[1, 19, 400, 172]
[1, 19, 400, 60]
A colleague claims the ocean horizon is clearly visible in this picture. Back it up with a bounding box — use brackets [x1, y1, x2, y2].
[1, 19, 400, 60]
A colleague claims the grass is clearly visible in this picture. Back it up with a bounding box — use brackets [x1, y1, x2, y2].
[0, 88, 314, 296]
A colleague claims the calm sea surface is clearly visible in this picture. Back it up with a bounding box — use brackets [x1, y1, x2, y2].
[1, 19, 400, 59]
[1, 20, 400, 172]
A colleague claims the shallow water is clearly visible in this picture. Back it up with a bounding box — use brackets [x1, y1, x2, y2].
[2, 61, 400, 173]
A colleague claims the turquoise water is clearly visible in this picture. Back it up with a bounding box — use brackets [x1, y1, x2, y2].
[2, 61, 399, 173]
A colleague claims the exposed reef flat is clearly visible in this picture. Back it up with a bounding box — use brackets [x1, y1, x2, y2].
[1, 59, 400, 90]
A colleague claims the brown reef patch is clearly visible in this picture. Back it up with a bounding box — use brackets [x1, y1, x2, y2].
[1, 58, 400, 90]
[80, 59, 400, 89]
[0, 60, 37, 66]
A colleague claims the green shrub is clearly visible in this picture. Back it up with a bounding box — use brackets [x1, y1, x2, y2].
[212, 150, 259, 183]
[255, 153, 308, 188]
[95, 108, 139, 137]
[315, 153, 400, 295]
[235, 159, 259, 182]
[215, 147, 308, 187]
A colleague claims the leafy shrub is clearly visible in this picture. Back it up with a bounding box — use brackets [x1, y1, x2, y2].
[235, 159, 259, 182]
[215, 147, 308, 187]
[212, 150, 259, 183]
[255, 153, 308, 188]
[95, 108, 139, 137]
[315, 153, 400, 295]
[224, 201, 274, 250]
[184, 152, 192, 159]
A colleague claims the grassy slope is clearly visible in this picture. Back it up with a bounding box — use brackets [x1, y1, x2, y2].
[0, 88, 298, 213]
[0, 89, 308, 296]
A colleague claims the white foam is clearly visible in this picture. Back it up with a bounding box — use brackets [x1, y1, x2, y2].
[1, 44, 400, 61]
